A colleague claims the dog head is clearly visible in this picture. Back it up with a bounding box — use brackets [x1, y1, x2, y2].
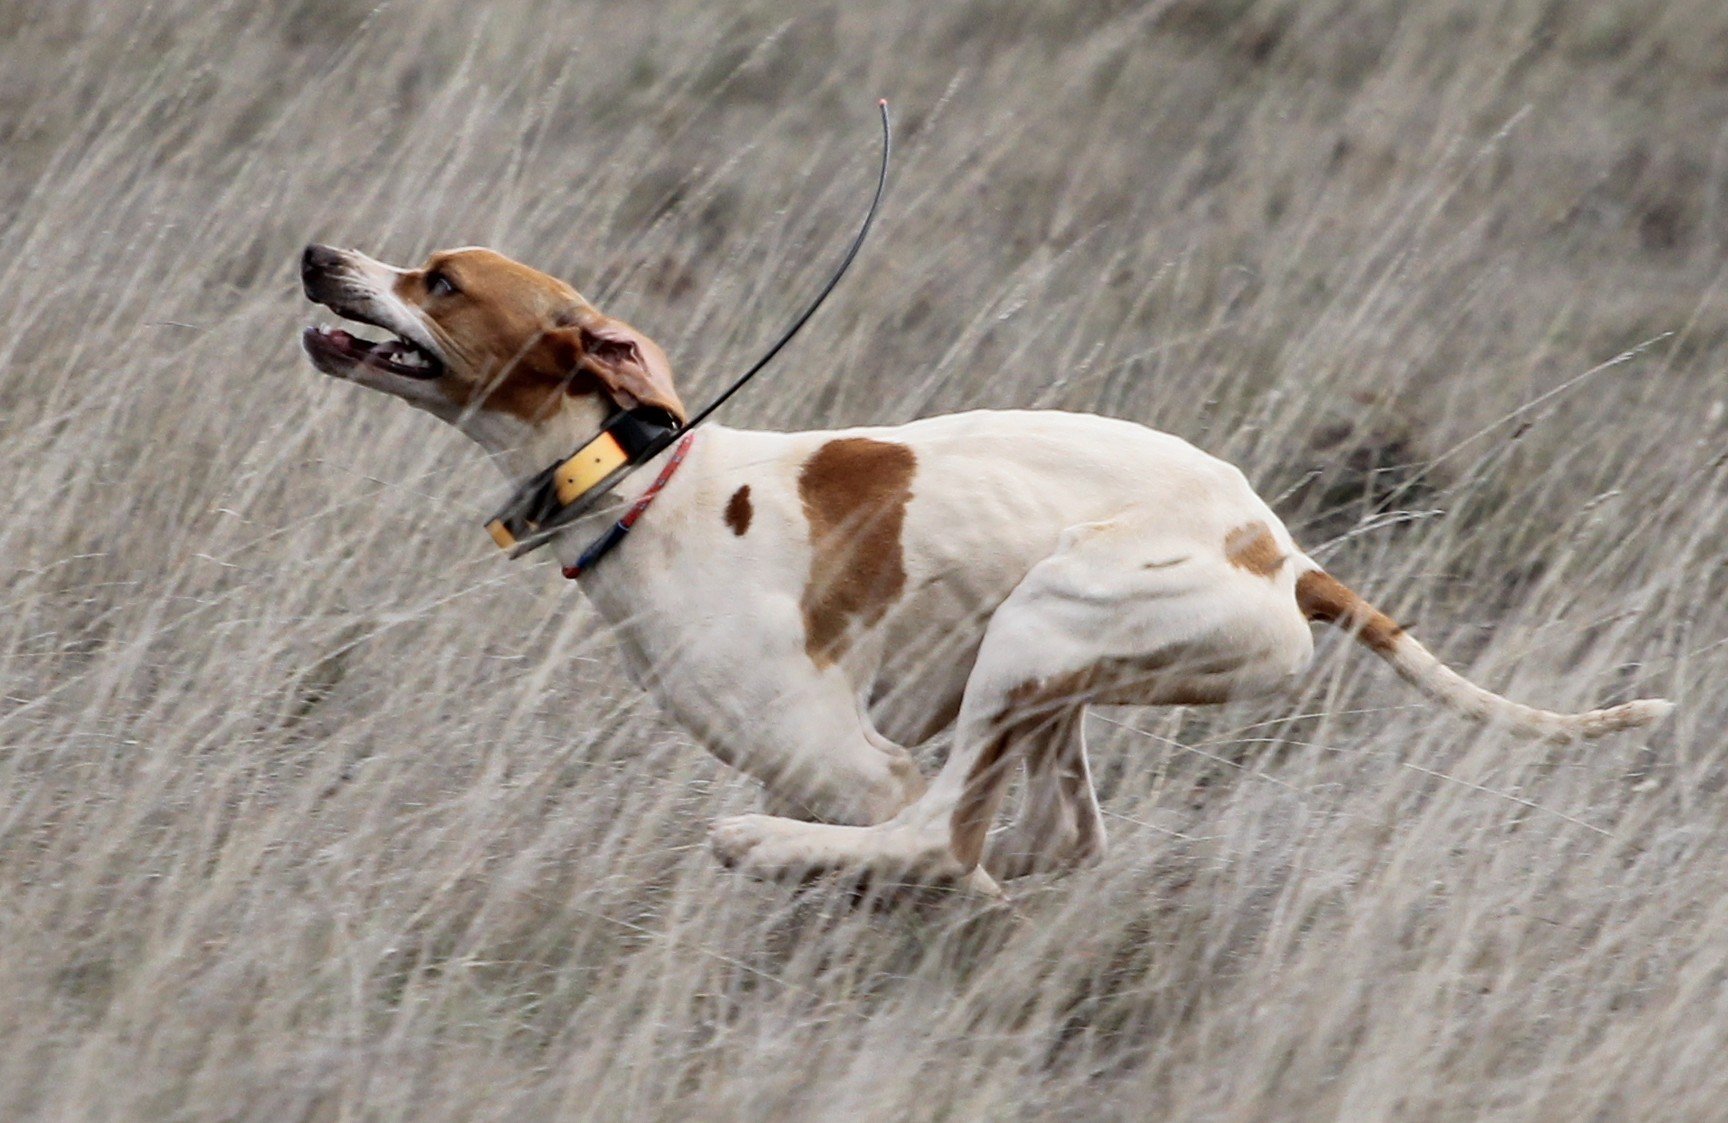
[300, 244, 685, 460]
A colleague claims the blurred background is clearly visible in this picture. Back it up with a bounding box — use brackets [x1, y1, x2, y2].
[3, 2, 1726, 1119]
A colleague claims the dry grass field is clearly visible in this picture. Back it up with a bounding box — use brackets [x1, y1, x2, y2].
[5, 1, 1728, 1118]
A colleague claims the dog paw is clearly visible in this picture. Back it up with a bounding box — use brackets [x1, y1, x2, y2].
[709, 815, 1006, 899]
[710, 814, 793, 873]
[709, 814, 856, 882]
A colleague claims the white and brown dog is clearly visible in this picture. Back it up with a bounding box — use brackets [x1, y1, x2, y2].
[301, 243, 1673, 897]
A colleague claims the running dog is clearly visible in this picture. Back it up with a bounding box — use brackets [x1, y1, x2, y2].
[300, 242, 1673, 898]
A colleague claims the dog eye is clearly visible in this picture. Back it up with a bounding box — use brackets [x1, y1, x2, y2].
[425, 271, 458, 297]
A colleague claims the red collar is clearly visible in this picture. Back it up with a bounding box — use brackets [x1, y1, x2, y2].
[561, 432, 697, 580]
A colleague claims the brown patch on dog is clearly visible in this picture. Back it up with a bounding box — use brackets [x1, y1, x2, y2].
[798, 438, 916, 667]
[949, 730, 1017, 868]
[437, 358, 590, 424]
[950, 676, 1089, 869]
[383, 247, 677, 424]
[1027, 649, 1244, 708]
[724, 485, 753, 537]
[1296, 569, 1404, 654]
[1085, 651, 1244, 706]
[950, 682, 1046, 869]
[949, 648, 1253, 868]
[1225, 521, 1285, 578]
[391, 249, 593, 424]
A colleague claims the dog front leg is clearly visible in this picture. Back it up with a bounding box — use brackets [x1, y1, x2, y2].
[669, 673, 926, 827]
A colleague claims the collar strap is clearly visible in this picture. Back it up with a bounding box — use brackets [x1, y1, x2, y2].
[484, 408, 680, 558]
[562, 432, 697, 580]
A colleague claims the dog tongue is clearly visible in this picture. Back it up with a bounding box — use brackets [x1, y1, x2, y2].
[329, 329, 356, 348]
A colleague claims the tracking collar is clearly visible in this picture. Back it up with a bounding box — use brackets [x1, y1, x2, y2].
[484, 407, 681, 557]
[484, 100, 894, 564]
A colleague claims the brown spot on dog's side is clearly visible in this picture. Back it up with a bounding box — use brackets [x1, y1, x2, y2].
[724, 485, 753, 536]
[1296, 569, 1405, 654]
[1226, 521, 1285, 578]
[798, 438, 916, 667]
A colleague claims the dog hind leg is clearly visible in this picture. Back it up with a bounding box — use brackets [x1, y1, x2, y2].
[709, 511, 1308, 893]
[984, 708, 1107, 880]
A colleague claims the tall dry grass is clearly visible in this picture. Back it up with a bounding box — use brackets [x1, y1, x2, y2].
[3, 1, 1726, 1119]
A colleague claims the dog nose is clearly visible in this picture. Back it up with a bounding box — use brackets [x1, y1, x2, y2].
[301, 243, 340, 283]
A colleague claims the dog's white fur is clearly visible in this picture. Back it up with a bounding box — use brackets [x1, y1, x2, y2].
[301, 244, 1673, 898]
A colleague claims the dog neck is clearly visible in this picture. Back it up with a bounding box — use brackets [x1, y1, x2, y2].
[457, 396, 700, 565]
[457, 397, 610, 489]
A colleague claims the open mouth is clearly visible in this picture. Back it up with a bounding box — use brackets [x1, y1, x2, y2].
[302, 321, 445, 380]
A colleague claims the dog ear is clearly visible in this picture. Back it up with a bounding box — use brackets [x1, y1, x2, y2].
[558, 315, 686, 422]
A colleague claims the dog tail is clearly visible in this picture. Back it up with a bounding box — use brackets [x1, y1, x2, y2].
[1294, 567, 1673, 741]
